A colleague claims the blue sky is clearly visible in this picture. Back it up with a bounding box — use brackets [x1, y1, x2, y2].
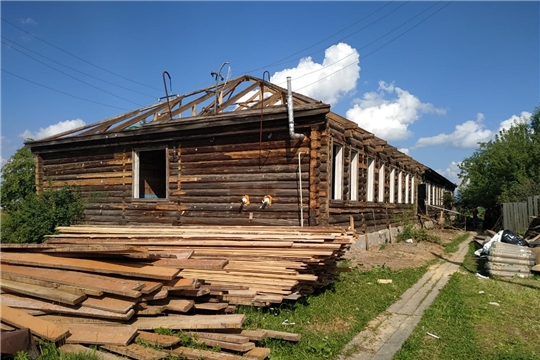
[1, 1, 539, 184]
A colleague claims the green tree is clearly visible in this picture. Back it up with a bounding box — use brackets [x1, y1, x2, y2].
[457, 106, 540, 209]
[1, 146, 86, 243]
[0, 146, 35, 211]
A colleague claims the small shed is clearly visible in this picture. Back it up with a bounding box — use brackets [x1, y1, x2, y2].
[27, 75, 456, 230]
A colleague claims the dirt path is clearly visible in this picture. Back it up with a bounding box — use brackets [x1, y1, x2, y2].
[338, 234, 473, 360]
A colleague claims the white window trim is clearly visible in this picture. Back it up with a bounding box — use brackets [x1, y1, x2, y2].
[367, 158, 375, 202]
[389, 168, 395, 204]
[411, 176, 415, 204]
[350, 151, 359, 201]
[378, 163, 385, 203]
[398, 171, 403, 204]
[405, 174, 410, 204]
[332, 143, 343, 200]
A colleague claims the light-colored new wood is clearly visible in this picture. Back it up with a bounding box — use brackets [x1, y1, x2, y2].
[101, 343, 169, 360]
[244, 347, 271, 359]
[0, 304, 70, 342]
[81, 296, 135, 314]
[64, 324, 138, 345]
[131, 314, 245, 330]
[0, 278, 86, 305]
[59, 344, 125, 360]
[136, 331, 182, 347]
[169, 347, 245, 360]
[1, 253, 179, 280]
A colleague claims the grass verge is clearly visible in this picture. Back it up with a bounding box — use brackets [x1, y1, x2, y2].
[443, 233, 470, 254]
[239, 264, 427, 360]
[394, 243, 540, 360]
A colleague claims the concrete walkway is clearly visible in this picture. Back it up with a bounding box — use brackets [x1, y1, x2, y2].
[338, 235, 473, 360]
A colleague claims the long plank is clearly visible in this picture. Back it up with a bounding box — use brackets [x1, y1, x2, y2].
[151, 259, 228, 270]
[192, 337, 255, 352]
[0, 294, 135, 321]
[244, 347, 271, 359]
[169, 347, 245, 360]
[0, 272, 103, 296]
[101, 344, 169, 360]
[64, 324, 138, 345]
[1, 253, 179, 280]
[81, 296, 136, 314]
[0, 278, 86, 305]
[0, 304, 70, 342]
[135, 331, 182, 347]
[59, 344, 125, 360]
[192, 331, 250, 344]
[131, 314, 245, 330]
[1, 264, 143, 298]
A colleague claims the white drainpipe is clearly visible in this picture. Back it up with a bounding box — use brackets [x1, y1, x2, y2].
[287, 77, 305, 140]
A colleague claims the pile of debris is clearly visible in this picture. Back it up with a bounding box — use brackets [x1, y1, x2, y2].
[0, 225, 353, 359]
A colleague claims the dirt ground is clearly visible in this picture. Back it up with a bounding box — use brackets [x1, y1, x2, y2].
[344, 228, 469, 270]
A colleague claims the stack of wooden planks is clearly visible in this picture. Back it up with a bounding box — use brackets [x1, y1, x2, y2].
[0, 225, 352, 359]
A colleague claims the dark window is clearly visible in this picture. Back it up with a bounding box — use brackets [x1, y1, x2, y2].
[134, 149, 167, 199]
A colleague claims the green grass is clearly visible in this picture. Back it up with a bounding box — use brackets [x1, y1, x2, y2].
[239, 265, 428, 360]
[394, 243, 540, 360]
[443, 233, 470, 253]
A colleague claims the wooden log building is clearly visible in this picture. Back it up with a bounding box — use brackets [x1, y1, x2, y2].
[26, 75, 456, 231]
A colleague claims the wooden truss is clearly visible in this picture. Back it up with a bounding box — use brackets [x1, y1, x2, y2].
[39, 75, 322, 141]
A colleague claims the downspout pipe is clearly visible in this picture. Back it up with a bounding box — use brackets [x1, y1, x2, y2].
[287, 77, 305, 140]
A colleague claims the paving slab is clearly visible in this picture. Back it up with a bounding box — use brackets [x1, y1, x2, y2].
[339, 234, 473, 360]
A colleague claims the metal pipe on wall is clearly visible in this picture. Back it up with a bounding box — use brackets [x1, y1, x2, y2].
[287, 77, 305, 140]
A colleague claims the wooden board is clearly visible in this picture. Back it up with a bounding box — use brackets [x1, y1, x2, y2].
[1, 253, 179, 280]
[160, 299, 194, 313]
[151, 258, 228, 270]
[0, 273, 103, 297]
[244, 347, 271, 359]
[264, 329, 301, 341]
[193, 337, 255, 352]
[162, 277, 198, 290]
[169, 347, 245, 360]
[193, 302, 229, 311]
[0, 304, 70, 342]
[193, 331, 250, 344]
[1, 264, 143, 298]
[0, 278, 86, 305]
[131, 314, 245, 330]
[136, 331, 182, 347]
[1, 293, 135, 321]
[101, 343, 169, 360]
[81, 296, 136, 314]
[64, 324, 138, 345]
[59, 344, 125, 360]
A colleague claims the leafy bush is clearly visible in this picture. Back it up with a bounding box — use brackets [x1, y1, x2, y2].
[1, 185, 85, 243]
[397, 223, 441, 244]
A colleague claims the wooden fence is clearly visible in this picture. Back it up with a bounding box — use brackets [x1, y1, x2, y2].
[502, 195, 540, 233]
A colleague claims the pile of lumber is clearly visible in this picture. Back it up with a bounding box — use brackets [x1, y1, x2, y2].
[0, 225, 353, 359]
[43, 225, 353, 304]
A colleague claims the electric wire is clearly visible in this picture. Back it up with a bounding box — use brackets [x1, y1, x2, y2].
[243, 1, 398, 74]
[1, 18, 162, 92]
[1, 41, 144, 107]
[275, 0, 446, 88]
[2, 68, 132, 111]
[296, 1, 453, 93]
[2, 35, 157, 99]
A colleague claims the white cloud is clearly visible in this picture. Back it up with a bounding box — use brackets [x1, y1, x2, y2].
[345, 81, 445, 141]
[436, 161, 461, 185]
[498, 111, 531, 132]
[414, 113, 492, 149]
[0, 156, 6, 167]
[20, 17, 37, 26]
[270, 43, 360, 105]
[19, 119, 85, 141]
[398, 148, 409, 155]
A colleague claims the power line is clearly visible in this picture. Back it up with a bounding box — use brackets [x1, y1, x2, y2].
[277, 1, 444, 87]
[2, 35, 157, 99]
[296, 2, 453, 93]
[244, 1, 399, 74]
[2, 18, 162, 92]
[2, 41, 144, 107]
[2, 68, 132, 111]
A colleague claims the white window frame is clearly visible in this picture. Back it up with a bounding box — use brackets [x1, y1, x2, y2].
[378, 163, 385, 203]
[331, 143, 343, 200]
[405, 174, 410, 204]
[411, 176, 415, 204]
[389, 168, 395, 204]
[398, 171, 403, 204]
[367, 158, 375, 202]
[350, 150, 359, 201]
